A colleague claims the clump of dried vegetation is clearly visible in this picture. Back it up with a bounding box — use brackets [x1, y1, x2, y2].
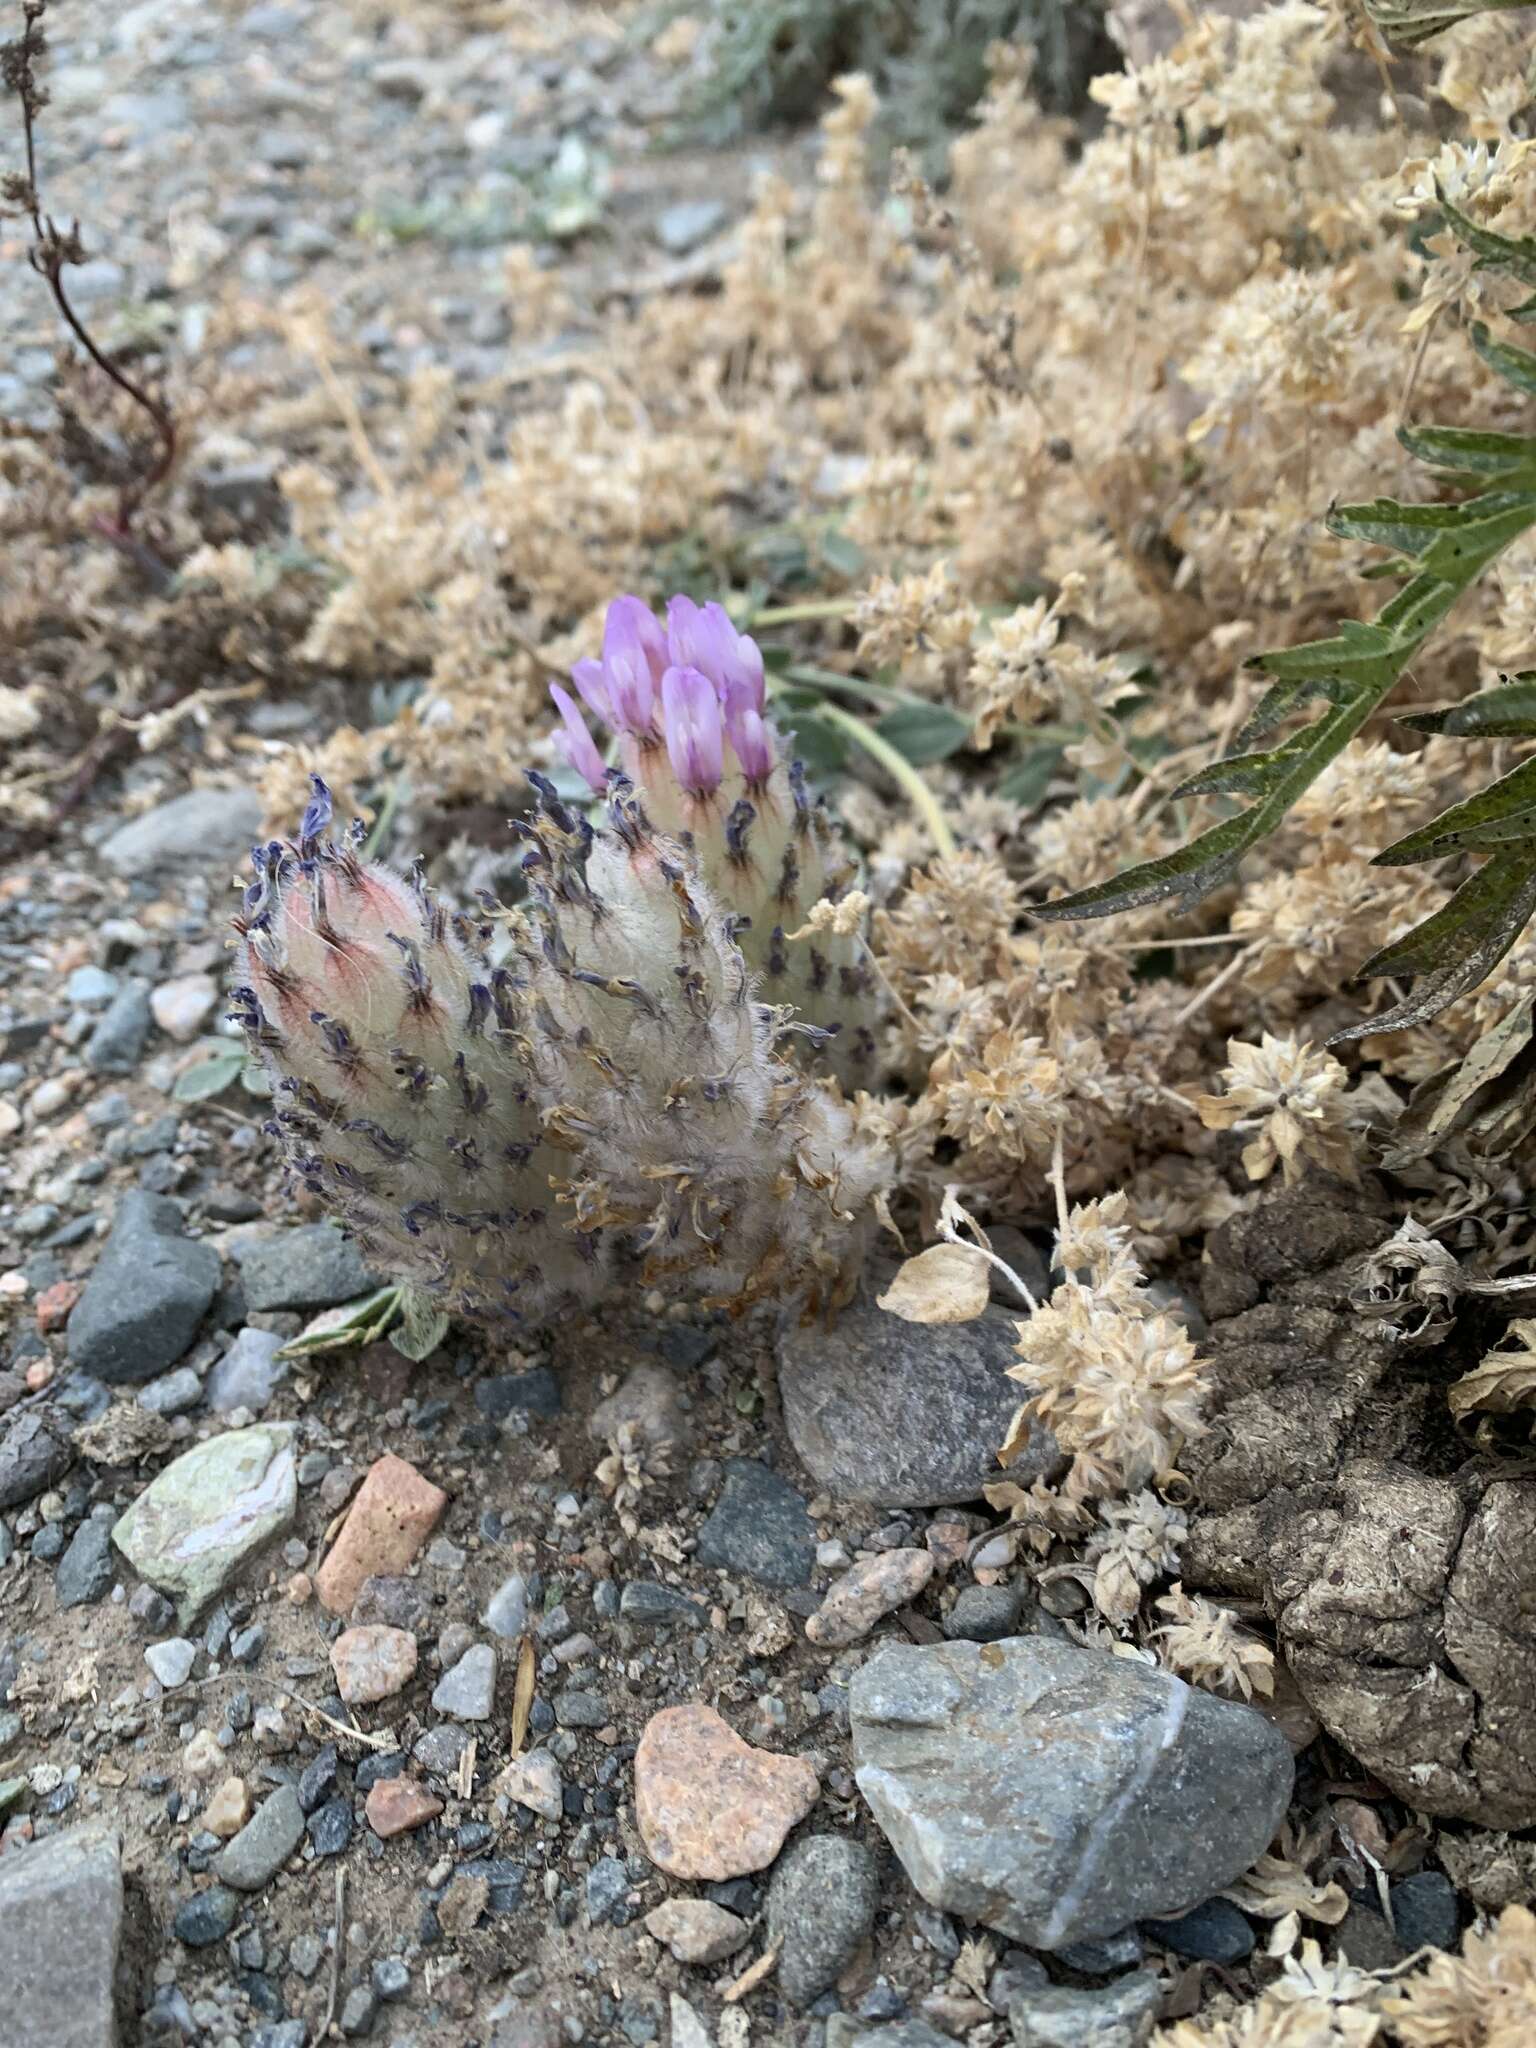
[13, 0, 1536, 2030]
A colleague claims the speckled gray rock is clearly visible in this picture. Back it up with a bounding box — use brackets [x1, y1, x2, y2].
[431, 1643, 496, 1721]
[0, 1409, 73, 1511]
[778, 1297, 1060, 1507]
[100, 786, 263, 877]
[0, 1820, 122, 2048]
[214, 1784, 305, 1891]
[66, 1192, 221, 1385]
[767, 1835, 881, 2008]
[83, 982, 152, 1076]
[695, 1459, 815, 1587]
[54, 1515, 116, 1608]
[235, 1225, 375, 1312]
[112, 1424, 297, 1623]
[851, 1638, 1292, 1950]
[1008, 1972, 1163, 2047]
[205, 1328, 287, 1414]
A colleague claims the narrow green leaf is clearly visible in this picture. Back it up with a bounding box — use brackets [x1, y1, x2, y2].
[172, 1043, 247, 1102]
[1470, 320, 1536, 397]
[873, 700, 973, 766]
[1439, 192, 1536, 294]
[1396, 422, 1536, 481]
[997, 744, 1063, 812]
[1253, 618, 1393, 684]
[1236, 675, 1337, 746]
[1172, 741, 1301, 800]
[779, 708, 851, 780]
[1401, 675, 1536, 738]
[1327, 496, 1468, 556]
[1417, 495, 1536, 578]
[1375, 753, 1536, 864]
[1334, 846, 1536, 1042]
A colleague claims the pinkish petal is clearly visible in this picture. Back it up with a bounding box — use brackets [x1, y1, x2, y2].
[725, 702, 775, 785]
[549, 683, 609, 793]
[570, 657, 612, 725]
[603, 596, 667, 731]
[660, 664, 724, 795]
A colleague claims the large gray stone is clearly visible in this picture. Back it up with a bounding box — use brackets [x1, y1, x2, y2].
[113, 1424, 297, 1623]
[767, 1835, 881, 2008]
[100, 787, 263, 877]
[55, 1515, 116, 1608]
[0, 1819, 123, 2048]
[235, 1225, 375, 1312]
[215, 1784, 304, 1891]
[851, 1638, 1292, 1951]
[67, 1192, 221, 1385]
[0, 1409, 73, 1510]
[778, 1297, 1059, 1507]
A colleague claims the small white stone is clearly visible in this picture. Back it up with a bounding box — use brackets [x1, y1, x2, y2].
[150, 974, 220, 1043]
[145, 1638, 198, 1688]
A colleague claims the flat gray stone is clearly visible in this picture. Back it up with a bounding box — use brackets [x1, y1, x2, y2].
[778, 1296, 1060, 1507]
[67, 1192, 221, 1386]
[851, 1638, 1293, 1951]
[55, 1516, 116, 1608]
[695, 1459, 815, 1587]
[83, 983, 153, 1076]
[205, 1328, 287, 1414]
[145, 1638, 197, 1688]
[1008, 1973, 1163, 2047]
[235, 1225, 375, 1312]
[768, 1834, 881, 2008]
[0, 1820, 123, 2048]
[100, 787, 263, 877]
[483, 1571, 530, 1640]
[113, 1424, 297, 1623]
[431, 1643, 496, 1721]
[215, 1784, 305, 1891]
[0, 1410, 73, 1511]
[655, 198, 727, 253]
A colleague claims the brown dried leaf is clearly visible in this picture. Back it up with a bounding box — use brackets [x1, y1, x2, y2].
[1448, 1321, 1536, 1420]
[877, 1242, 990, 1324]
[509, 1635, 536, 1756]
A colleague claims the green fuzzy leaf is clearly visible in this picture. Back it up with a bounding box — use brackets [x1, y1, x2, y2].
[997, 743, 1063, 812]
[1327, 496, 1482, 557]
[1173, 737, 1309, 801]
[1363, 0, 1536, 49]
[1401, 674, 1536, 738]
[1470, 320, 1536, 397]
[1396, 423, 1536, 482]
[873, 700, 973, 766]
[1333, 847, 1536, 1042]
[779, 707, 851, 780]
[172, 1042, 247, 1102]
[389, 1285, 451, 1362]
[1376, 753, 1536, 864]
[1438, 193, 1536, 297]
[278, 1286, 403, 1359]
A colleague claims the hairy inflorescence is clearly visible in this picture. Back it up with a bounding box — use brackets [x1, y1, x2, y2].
[230, 594, 892, 1330]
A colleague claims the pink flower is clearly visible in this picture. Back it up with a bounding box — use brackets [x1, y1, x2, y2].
[602, 595, 668, 733]
[549, 683, 608, 793]
[667, 597, 765, 714]
[570, 657, 612, 725]
[726, 701, 774, 785]
[660, 664, 724, 795]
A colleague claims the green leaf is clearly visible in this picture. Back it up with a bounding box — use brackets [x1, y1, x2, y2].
[1438, 192, 1536, 312]
[1401, 674, 1536, 738]
[389, 1286, 451, 1362]
[278, 1286, 403, 1359]
[1470, 320, 1536, 398]
[172, 1042, 247, 1102]
[1396, 424, 1536, 481]
[873, 700, 972, 766]
[780, 707, 851, 781]
[1363, 0, 1536, 50]
[1376, 753, 1536, 863]
[1327, 492, 1533, 558]
[1333, 846, 1536, 1042]
[997, 743, 1064, 812]
[818, 528, 866, 580]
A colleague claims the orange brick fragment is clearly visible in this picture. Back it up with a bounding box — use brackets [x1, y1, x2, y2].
[365, 1777, 442, 1839]
[314, 1452, 448, 1616]
[35, 1280, 81, 1335]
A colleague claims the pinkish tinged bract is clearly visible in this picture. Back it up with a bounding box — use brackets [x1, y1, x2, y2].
[231, 617, 891, 1329]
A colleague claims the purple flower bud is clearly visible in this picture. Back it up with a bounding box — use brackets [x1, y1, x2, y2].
[661, 664, 724, 796]
[549, 684, 609, 793]
[299, 775, 333, 858]
[725, 701, 775, 785]
[570, 657, 612, 724]
[602, 595, 667, 733]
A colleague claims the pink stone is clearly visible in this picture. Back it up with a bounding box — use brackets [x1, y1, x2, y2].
[315, 1453, 448, 1616]
[635, 1704, 818, 1881]
[330, 1624, 418, 1705]
[365, 1777, 442, 1839]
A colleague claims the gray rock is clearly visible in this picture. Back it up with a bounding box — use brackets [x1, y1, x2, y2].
[1390, 1871, 1459, 1952]
[138, 1366, 203, 1416]
[431, 1643, 497, 1721]
[173, 1885, 240, 1947]
[586, 1855, 630, 1925]
[1008, 1972, 1163, 2048]
[1056, 1929, 1144, 1973]
[413, 1725, 472, 1777]
[340, 1985, 379, 2037]
[620, 1581, 707, 1628]
[475, 1367, 561, 1420]
[83, 982, 153, 1076]
[1336, 1901, 1405, 1971]
[372, 1959, 410, 2000]
[1141, 1898, 1254, 1962]
[0, 1410, 73, 1511]
[778, 1297, 1060, 1507]
[67, 967, 119, 1008]
[100, 788, 263, 877]
[695, 1459, 815, 1587]
[849, 2026, 953, 2048]
[944, 1585, 1022, 1642]
[235, 1225, 374, 1312]
[655, 198, 728, 253]
[55, 1516, 116, 1608]
[767, 1834, 881, 2008]
[145, 1638, 198, 1688]
[112, 1424, 297, 1623]
[205, 1328, 287, 1414]
[215, 1784, 305, 1891]
[0, 1820, 122, 2048]
[851, 1638, 1293, 1950]
[67, 1192, 221, 1385]
[483, 1571, 530, 1640]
